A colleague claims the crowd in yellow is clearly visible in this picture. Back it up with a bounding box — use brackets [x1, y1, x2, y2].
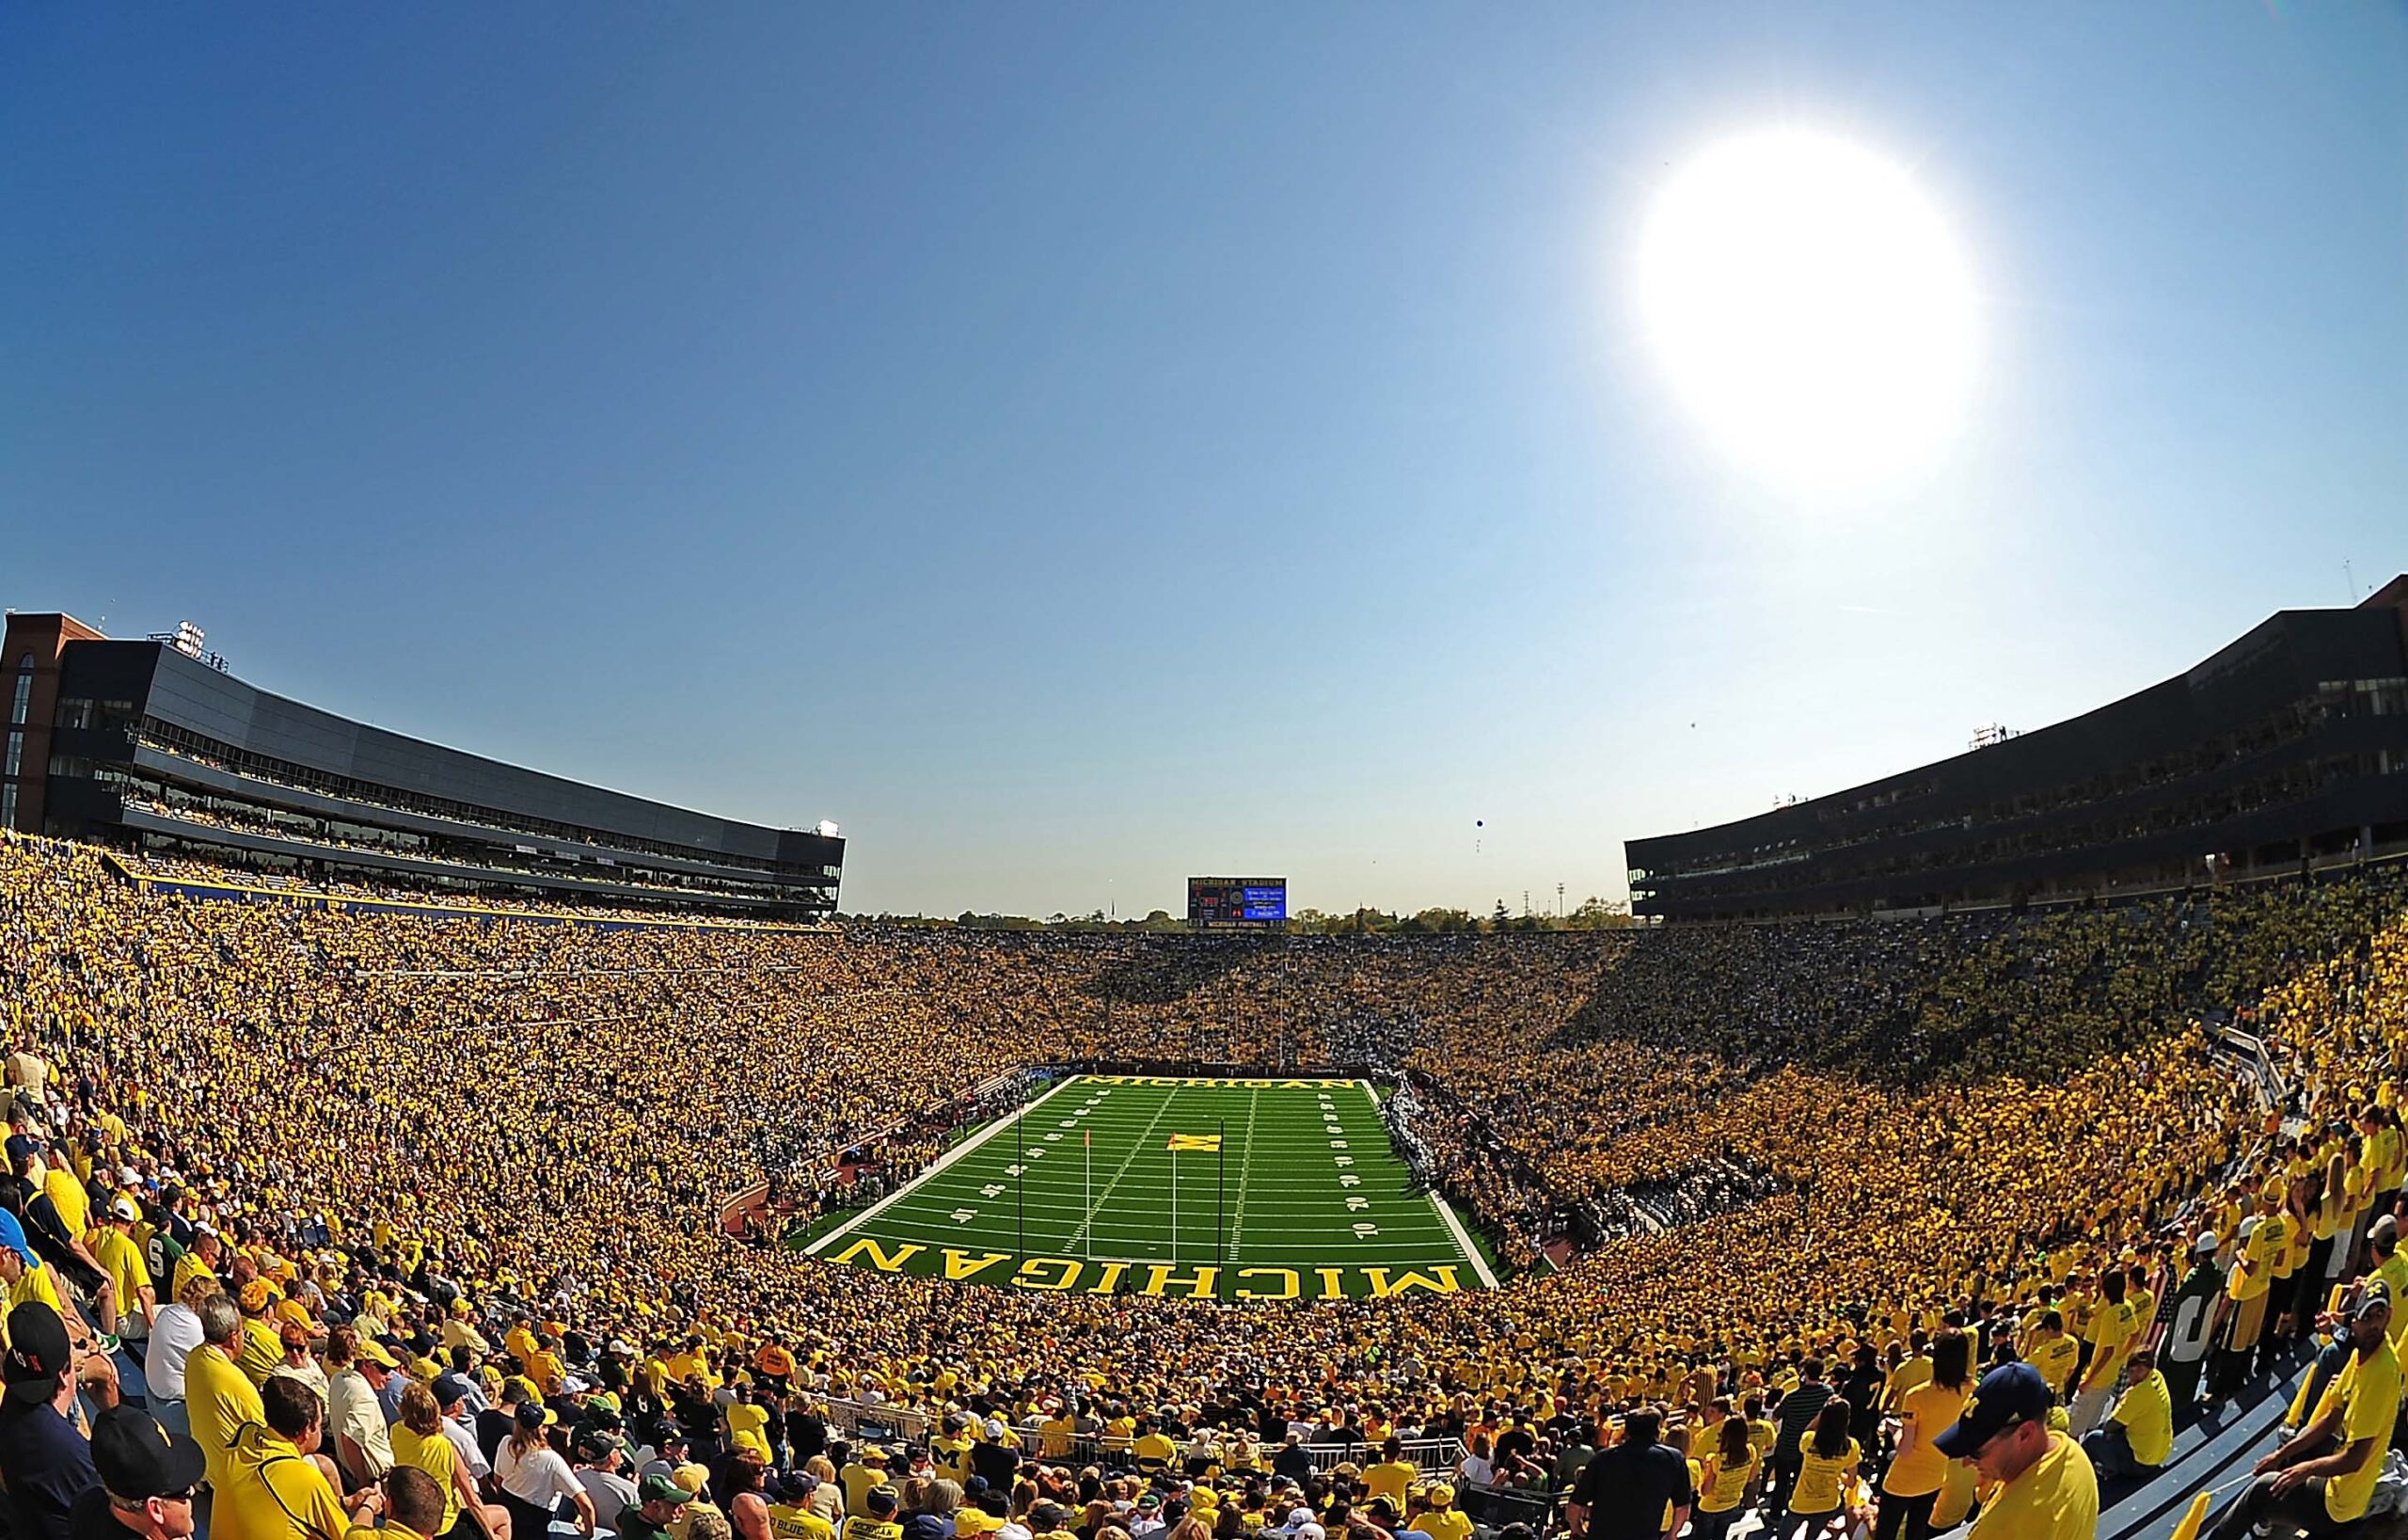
[2, 834, 2406, 1540]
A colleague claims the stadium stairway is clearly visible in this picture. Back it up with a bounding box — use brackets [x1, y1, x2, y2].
[2088, 1367, 2304, 1540]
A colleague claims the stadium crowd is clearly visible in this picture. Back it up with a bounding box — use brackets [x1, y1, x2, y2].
[3, 833, 2408, 1540]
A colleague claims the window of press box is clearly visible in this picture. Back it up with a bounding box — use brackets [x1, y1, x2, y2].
[54, 698, 96, 730]
[8, 656, 31, 726]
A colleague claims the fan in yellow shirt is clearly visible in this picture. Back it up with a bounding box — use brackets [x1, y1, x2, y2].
[1364, 1439, 1418, 1508]
[1416, 1486, 1474, 1540]
[2199, 1292, 2399, 1539]
[220, 1378, 386, 1540]
[1785, 1405, 1861, 1533]
[1882, 1331, 1973, 1540]
[1931, 1362, 2097, 1540]
[2022, 1313, 2080, 1399]
[2081, 1350, 2172, 1478]
[1691, 1420, 1758, 1540]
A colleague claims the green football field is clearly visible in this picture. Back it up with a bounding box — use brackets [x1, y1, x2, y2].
[804, 1075, 1496, 1300]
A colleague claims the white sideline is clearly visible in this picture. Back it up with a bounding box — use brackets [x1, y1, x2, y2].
[1365, 1077, 1500, 1289]
[804, 1075, 1084, 1256]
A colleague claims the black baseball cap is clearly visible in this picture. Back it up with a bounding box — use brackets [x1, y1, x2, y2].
[91, 1406, 208, 1500]
[1933, 1362, 2052, 1458]
[2, 1303, 71, 1405]
[575, 1431, 628, 1463]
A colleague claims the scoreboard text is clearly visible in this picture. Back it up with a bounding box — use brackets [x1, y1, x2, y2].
[1187, 877, 1288, 927]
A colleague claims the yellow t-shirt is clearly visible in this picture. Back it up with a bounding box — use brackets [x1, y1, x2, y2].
[1364, 1460, 1417, 1506]
[1789, 1438, 1860, 1516]
[240, 1317, 285, 1388]
[2111, 1371, 2174, 1469]
[392, 1424, 464, 1536]
[769, 1505, 836, 1540]
[1967, 1433, 2097, 1540]
[838, 1463, 887, 1516]
[42, 1167, 90, 1245]
[2373, 1253, 2408, 1353]
[2080, 1301, 2137, 1390]
[171, 1250, 217, 1304]
[219, 1430, 352, 1540]
[7, 1263, 67, 1319]
[1885, 1382, 1970, 1497]
[186, 1343, 268, 1494]
[1419, 1509, 1473, 1540]
[1133, 1431, 1177, 1468]
[93, 1230, 150, 1325]
[1698, 1450, 1756, 1514]
[1884, 1357, 1932, 1409]
[931, 1437, 973, 1483]
[2324, 1342, 2403, 1522]
[2026, 1335, 2081, 1397]
[726, 1402, 771, 1460]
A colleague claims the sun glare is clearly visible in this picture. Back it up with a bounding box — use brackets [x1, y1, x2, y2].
[1637, 128, 1978, 493]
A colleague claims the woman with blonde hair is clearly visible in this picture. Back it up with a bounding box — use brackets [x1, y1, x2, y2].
[393, 1379, 510, 1540]
[804, 1456, 845, 1525]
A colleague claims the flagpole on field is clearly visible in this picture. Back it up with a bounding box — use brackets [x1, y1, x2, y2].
[1170, 1141, 1179, 1265]
[1017, 1099, 1026, 1262]
[1217, 1117, 1228, 1300]
[1085, 1126, 1093, 1262]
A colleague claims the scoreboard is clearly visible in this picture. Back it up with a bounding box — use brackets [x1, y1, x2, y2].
[1187, 877, 1288, 928]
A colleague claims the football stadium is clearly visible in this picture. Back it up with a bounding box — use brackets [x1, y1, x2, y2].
[2, 585, 2407, 1540]
[7, 15, 2407, 1540]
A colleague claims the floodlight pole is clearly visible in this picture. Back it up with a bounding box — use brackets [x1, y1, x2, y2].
[1018, 1101, 1026, 1262]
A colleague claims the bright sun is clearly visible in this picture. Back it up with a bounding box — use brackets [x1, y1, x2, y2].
[1637, 128, 1978, 492]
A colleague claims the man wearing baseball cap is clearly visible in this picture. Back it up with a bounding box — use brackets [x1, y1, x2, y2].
[1932, 1361, 2096, 1540]
[2201, 1288, 2400, 1540]
[766, 1471, 833, 1540]
[94, 1199, 157, 1350]
[2155, 1232, 2228, 1417]
[0, 1301, 120, 1540]
[618, 1472, 694, 1540]
[70, 1405, 206, 1540]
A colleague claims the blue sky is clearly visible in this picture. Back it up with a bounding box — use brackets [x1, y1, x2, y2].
[4, 6, 2403, 917]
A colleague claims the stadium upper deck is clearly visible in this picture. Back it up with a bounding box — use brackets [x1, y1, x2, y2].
[0, 611, 844, 916]
[1627, 578, 2408, 920]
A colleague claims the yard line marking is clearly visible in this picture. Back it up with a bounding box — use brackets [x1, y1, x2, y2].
[1063, 1083, 1184, 1259]
[805, 1076, 1079, 1255]
[1362, 1075, 1497, 1288]
[1227, 1082, 1260, 1262]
